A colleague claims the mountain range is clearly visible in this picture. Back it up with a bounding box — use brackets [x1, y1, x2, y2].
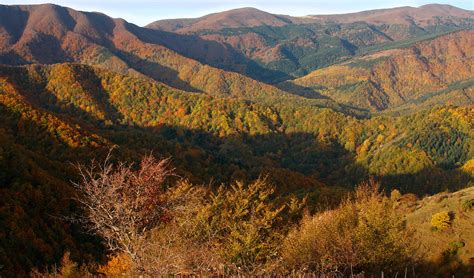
[0, 3, 473, 276]
[0, 3, 472, 112]
[148, 4, 473, 32]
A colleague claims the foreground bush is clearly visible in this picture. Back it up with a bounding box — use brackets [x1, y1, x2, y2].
[73, 155, 420, 275]
[73, 153, 301, 275]
[192, 179, 297, 274]
[281, 179, 419, 275]
[431, 211, 452, 231]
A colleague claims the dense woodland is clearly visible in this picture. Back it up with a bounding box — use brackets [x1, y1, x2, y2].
[0, 62, 472, 276]
[0, 3, 473, 277]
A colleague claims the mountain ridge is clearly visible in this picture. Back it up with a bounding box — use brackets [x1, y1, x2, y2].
[147, 4, 474, 32]
[147, 7, 293, 32]
[288, 29, 474, 111]
[0, 4, 299, 102]
[145, 4, 473, 82]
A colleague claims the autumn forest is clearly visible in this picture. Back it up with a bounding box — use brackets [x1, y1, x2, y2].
[0, 2, 473, 277]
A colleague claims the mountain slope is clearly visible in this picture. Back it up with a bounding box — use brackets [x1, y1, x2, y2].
[288, 29, 474, 111]
[1, 62, 473, 275]
[0, 4, 300, 102]
[1, 63, 472, 192]
[146, 5, 473, 82]
[403, 187, 474, 275]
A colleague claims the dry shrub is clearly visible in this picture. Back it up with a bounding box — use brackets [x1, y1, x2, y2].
[73, 153, 173, 262]
[282, 178, 419, 275]
[75, 153, 294, 275]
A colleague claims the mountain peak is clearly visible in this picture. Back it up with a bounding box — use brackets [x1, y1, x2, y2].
[147, 7, 292, 32]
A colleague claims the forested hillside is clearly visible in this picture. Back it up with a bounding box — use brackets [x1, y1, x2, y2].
[1, 63, 473, 275]
[0, 2, 473, 277]
[148, 4, 474, 81]
[289, 29, 474, 110]
[0, 4, 298, 100]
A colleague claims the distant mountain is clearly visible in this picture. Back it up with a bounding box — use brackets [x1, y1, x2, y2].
[148, 4, 474, 33]
[0, 4, 296, 101]
[147, 7, 293, 32]
[0, 3, 472, 112]
[308, 4, 474, 27]
[147, 4, 474, 82]
[288, 29, 474, 111]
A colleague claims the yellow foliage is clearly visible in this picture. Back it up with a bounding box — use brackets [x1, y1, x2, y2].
[195, 178, 290, 273]
[431, 211, 452, 231]
[390, 189, 402, 201]
[30, 252, 88, 278]
[376, 134, 385, 143]
[282, 179, 417, 274]
[98, 253, 133, 276]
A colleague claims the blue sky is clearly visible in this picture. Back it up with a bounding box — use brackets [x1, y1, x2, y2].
[1, 0, 472, 26]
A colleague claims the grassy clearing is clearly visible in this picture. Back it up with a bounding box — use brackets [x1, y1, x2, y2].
[404, 187, 474, 264]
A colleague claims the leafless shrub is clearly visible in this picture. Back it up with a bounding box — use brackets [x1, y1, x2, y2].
[73, 151, 173, 273]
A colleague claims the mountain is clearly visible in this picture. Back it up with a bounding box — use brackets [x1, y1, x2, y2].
[147, 7, 293, 32]
[0, 4, 299, 101]
[3, 4, 470, 88]
[148, 4, 474, 32]
[287, 29, 474, 111]
[0, 3, 473, 276]
[309, 4, 474, 26]
[146, 5, 474, 82]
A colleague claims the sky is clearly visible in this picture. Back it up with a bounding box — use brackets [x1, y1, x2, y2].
[1, 0, 472, 26]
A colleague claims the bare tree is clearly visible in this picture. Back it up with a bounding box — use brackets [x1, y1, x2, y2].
[73, 152, 173, 272]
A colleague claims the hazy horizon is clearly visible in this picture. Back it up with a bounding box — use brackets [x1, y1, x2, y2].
[1, 0, 472, 26]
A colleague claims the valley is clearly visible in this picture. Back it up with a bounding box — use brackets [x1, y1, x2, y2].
[0, 2, 472, 276]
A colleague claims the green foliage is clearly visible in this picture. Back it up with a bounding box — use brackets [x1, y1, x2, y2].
[399, 125, 469, 169]
[461, 199, 474, 211]
[445, 241, 465, 256]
